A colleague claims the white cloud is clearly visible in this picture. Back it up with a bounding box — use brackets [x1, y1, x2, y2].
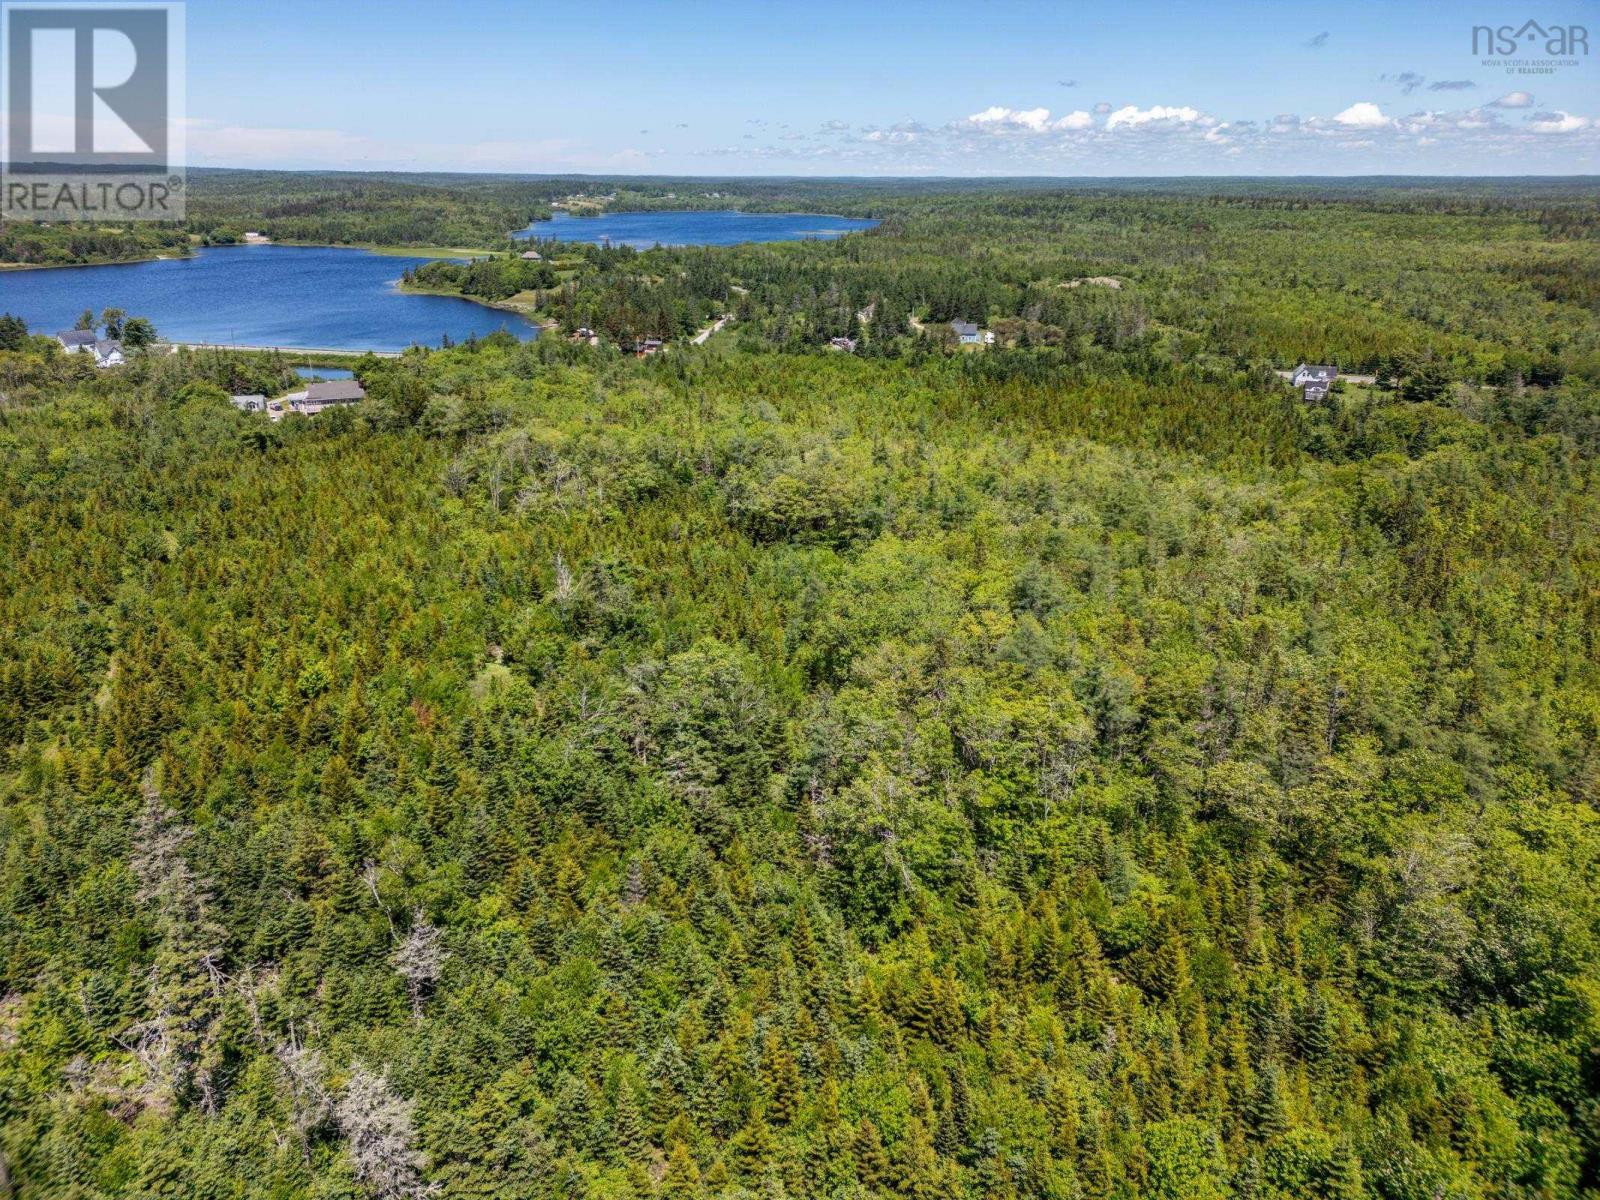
[1054, 110, 1094, 130]
[1491, 91, 1534, 108]
[1334, 102, 1390, 128]
[1105, 104, 1203, 129]
[966, 106, 1054, 132]
[1526, 110, 1589, 134]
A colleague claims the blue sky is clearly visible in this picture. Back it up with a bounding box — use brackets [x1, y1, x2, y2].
[181, 0, 1599, 174]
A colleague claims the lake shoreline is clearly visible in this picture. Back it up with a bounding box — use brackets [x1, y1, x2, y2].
[395, 278, 554, 325]
[1, 214, 870, 348]
[2, 243, 537, 351]
[0, 240, 497, 273]
[1, 252, 197, 271]
[513, 209, 880, 248]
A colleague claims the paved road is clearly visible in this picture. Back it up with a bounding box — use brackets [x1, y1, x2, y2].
[1275, 369, 1377, 385]
[166, 342, 401, 359]
[691, 315, 731, 345]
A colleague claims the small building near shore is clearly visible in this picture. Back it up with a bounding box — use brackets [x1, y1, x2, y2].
[293, 379, 366, 415]
[520, 249, 542, 260]
[231, 394, 266, 413]
[58, 329, 126, 366]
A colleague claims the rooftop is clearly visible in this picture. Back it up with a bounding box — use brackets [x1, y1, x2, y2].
[305, 379, 365, 403]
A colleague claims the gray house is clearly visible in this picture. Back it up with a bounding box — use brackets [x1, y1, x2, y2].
[952, 321, 982, 345]
[231, 394, 266, 413]
[292, 379, 366, 416]
[56, 329, 97, 353]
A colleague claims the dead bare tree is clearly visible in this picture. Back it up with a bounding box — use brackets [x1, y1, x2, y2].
[336, 1063, 438, 1200]
[389, 910, 446, 1020]
[275, 1035, 334, 1164]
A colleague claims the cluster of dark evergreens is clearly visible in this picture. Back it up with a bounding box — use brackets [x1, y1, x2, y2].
[0, 180, 1598, 1200]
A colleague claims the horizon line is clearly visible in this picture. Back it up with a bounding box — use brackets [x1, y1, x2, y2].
[180, 166, 1600, 182]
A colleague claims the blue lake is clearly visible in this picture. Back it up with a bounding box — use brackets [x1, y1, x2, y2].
[0, 245, 536, 352]
[516, 209, 879, 249]
[0, 213, 880, 352]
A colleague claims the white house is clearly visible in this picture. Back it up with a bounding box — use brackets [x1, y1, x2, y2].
[1291, 363, 1337, 387]
[231, 394, 266, 413]
[1290, 363, 1338, 402]
[57, 330, 126, 367]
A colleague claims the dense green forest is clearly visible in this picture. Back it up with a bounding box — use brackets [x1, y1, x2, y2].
[403, 184, 1600, 390]
[4, 170, 1597, 267]
[1, 178, 1598, 1200]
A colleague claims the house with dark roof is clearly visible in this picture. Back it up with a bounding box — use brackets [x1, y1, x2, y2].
[56, 329, 97, 353]
[91, 339, 124, 368]
[952, 321, 982, 345]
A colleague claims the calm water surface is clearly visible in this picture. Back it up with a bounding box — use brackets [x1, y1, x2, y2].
[516, 209, 879, 249]
[0, 213, 880, 350]
[0, 245, 536, 352]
